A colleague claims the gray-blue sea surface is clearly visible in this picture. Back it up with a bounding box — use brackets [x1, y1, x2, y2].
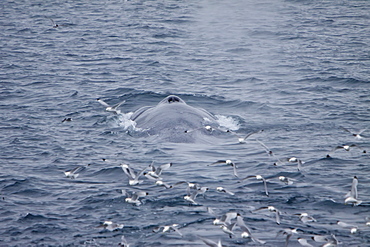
[1, 0, 370, 246]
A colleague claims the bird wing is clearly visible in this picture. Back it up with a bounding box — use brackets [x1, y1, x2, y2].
[198, 236, 219, 247]
[158, 162, 172, 175]
[170, 225, 183, 236]
[136, 166, 147, 179]
[121, 164, 136, 179]
[112, 100, 126, 110]
[97, 98, 110, 107]
[210, 160, 226, 165]
[350, 176, 358, 199]
[275, 210, 281, 225]
[339, 126, 352, 134]
[236, 215, 251, 234]
[232, 163, 238, 177]
[262, 178, 269, 196]
[243, 129, 264, 140]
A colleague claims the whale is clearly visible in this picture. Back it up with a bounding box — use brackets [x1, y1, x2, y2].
[130, 95, 220, 143]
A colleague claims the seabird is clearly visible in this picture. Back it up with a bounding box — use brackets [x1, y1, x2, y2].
[208, 160, 238, 177]
[216, 186, 235, 195]
[255, 139, 274, 156]
[98, 220, 124, 231]
[123, 190, 148, 206]
[340, 126, 368, 139]
[278, 176, 294, 185]
[184, 186, 201, 205]
[155, 180, 172, 189]
[153, 224, 183, 236]
[326, 144, 366, 157]
[120, 163, 147, 186]
[220, 221, 237, 238]
[337, 220, 358, 234]
[236, 214, 266, 244]
[212, 212, 238, 226]
[63, 164, 90, 179]
[146, 161, 172, 179]
[344, 176, 362, 206]
[294, 212, 317, 224]
[97, 98, 126, 114]
[230, 129, 264, 144]
[297, 237, 314, 247]
[277, 228, 300, 247]
[240, 175, 269, 196]
[61, 117, 72, 123]
[48, 18, 59, 28]
[254, 206, 281, 225]
[275, 157, 303, 171]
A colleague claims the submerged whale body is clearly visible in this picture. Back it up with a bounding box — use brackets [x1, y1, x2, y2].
[130, 95, 219, 143]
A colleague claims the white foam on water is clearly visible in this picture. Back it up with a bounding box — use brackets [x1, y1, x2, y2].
[215, 115, 240, 131]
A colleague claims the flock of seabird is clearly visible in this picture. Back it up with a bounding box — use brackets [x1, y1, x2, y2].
[60, 101, 369, 246]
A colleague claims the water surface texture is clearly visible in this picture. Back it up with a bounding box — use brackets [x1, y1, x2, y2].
[1, 0, 370, 246]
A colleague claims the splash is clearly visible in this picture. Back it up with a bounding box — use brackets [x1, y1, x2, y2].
[215, 115, 240, 131]
[117, 112, 137, 130]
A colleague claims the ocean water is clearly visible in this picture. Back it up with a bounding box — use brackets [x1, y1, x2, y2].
[1, 0, 370, 246]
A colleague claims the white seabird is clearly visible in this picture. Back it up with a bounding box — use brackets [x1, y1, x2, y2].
[344, 176, 362, 206]
[294, 212, 317, 224]
[97, 98, 126, 114]
[120, 163, 147, 186]
[236, 214, 266, 244]
[64, 164, 90, 179]
[98, 220, 124, 231]
[340, 126, 368, 139]
[326, 144, 366, 157]
[153, 224, 183, 236]
[208, 159, 238, 177]
[278, 176, 295, 185]
[254, 206, 281, 225]
[216, 186, 235, 195]
[240, 175, 269, 196]
[123, 190, 148, 206]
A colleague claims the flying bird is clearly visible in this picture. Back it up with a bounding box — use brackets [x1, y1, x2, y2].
[123, 190, 148, 206]
[97, 98, 126, 114]
[240, 175, 269, 196]
[344, 176, 362, 206]
[340, 126, 368, 139]
[236, 214, 266, 244]
[208, 159, 238, 177]
[326, 144, 366, 157]
[120, 163, 147, 186]
[153, 224, 183, 236]
[98, 220, 124, 231]
[254, 206, 281, 225]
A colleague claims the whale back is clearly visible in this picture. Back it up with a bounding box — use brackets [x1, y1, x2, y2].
[130, 95, 218, 143]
